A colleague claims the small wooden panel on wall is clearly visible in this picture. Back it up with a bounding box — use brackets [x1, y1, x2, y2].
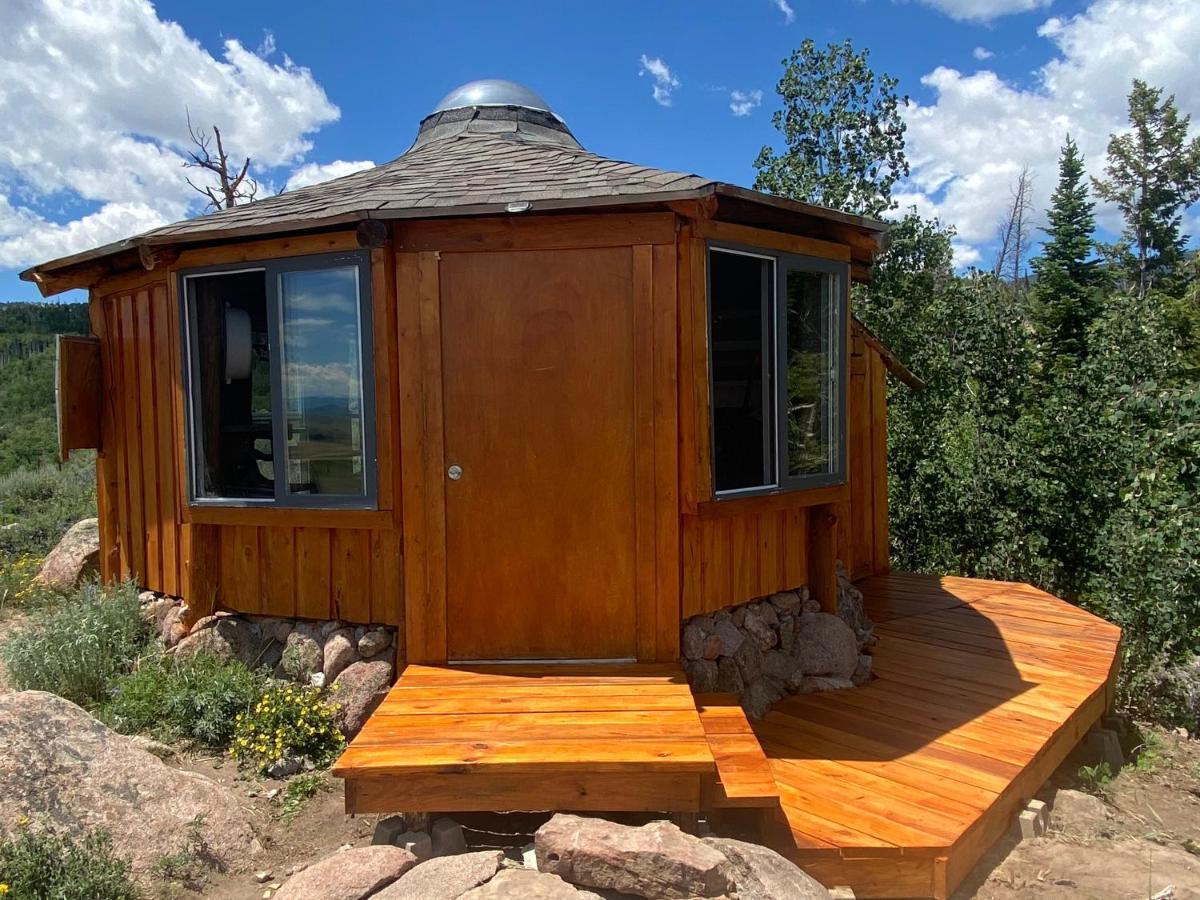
[55, 335, 102, 461]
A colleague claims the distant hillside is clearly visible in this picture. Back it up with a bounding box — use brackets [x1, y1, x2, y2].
[0, 302, 91, 474]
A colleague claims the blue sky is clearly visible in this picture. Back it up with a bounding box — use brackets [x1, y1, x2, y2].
[2, 0, 1197, 303]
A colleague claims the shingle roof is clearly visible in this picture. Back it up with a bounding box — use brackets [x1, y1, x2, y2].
[23, 103, 886, 286]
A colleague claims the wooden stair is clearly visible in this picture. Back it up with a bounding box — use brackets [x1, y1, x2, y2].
[694, 693, 779, 810]
[334, 662, 719, 814]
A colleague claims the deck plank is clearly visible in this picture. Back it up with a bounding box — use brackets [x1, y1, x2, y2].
[760, 573, 1121, 899]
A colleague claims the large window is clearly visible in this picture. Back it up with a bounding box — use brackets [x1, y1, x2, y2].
[181, 251, 375, 508]
[708, 244, 846, 496]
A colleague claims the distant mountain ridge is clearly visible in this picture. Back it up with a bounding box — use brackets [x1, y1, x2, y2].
[0, 302, 90, 475]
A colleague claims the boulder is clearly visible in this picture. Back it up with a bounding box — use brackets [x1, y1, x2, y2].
[534, 814, 733, 898]
[323, 628, 359, 683]
[715, 657, 744, 695]
[742, 606, 777, 651]
[836, 563, 871, 636]
[373, 849, 505, 899]
[741, 679, 784, 720]
[793, 613, 858, 678]
[733, 637, 764, 684]
[358, 628, 393, 658]
[799, 676, 854, 693]
[139, 596, 177, 631]
[1049, 788, 1111, 833]
[459, 868, 580, 899]
[701, 633, 722, 660]
[712, 618, 745, 656]
[704, 837, 831, 899]
[172, 616, 265, 668]
[282, 631, 324, 680]
[0, 691, 259, 872]
[681, 622, 707, 660]
[851, 654, 873, 686]
[274, 845, 417, 900]
[35, 517, 99, 589]
[683, 658, 718, 694]
[331, 659, 393, 738]
[160, 604, 190, 647]
[769, 590, 802, 613]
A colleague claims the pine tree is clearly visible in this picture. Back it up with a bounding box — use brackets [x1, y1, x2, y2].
[1030, 137, 1103, 364]
[1093, 80, 1200, 298]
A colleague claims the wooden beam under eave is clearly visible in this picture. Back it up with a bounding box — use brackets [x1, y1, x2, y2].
[137, 243, 179, 272]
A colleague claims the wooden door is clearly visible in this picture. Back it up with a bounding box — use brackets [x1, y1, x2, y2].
[440, 248, 640, 660]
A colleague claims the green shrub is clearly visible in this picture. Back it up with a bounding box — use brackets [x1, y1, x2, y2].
[279, 772, 331, 822]
[0, 824, 138, 900]
[103, 652, 270, 748]
[0, 555, 58, 620]
[231, 682, 344, 774]
[0, 455, 97, 559]
[0, 581, 149, 708]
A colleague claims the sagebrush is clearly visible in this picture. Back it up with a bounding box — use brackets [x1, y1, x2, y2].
[0, 824, 138, 900]
[0, 581, 149, 708]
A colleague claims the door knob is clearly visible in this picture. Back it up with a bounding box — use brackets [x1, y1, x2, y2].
[447, 464, 463, 481]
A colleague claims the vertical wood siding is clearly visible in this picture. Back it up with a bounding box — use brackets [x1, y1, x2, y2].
[91, 251, 403, 628]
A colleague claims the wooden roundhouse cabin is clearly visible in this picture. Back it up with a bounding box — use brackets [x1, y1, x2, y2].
[28, 81, 1121, 899]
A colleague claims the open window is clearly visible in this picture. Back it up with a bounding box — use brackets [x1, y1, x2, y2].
[707, 243, 847, 497]
[180, 251, 376, 508]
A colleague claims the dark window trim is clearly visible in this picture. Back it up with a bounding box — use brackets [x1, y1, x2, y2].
[178, 250, 378, 511]
[707, 241, 848, 500]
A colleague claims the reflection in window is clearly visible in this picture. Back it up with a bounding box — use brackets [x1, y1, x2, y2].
[182, 252, 374, 507]
[707, 245, 844, 495]
[279, 267, 366, 496]
[785, 270, 833, 478]
[185, 270, 275, 499]
[709, 250, 773, 492]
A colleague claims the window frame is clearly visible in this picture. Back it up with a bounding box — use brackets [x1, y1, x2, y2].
[706, 240, 848, 499]
[178, 250, 378, 510]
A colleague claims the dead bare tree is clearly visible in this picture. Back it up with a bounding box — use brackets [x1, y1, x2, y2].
[992, 165, 1035, 297]
[182, 111, 259, 211]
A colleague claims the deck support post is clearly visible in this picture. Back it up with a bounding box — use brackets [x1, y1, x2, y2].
[807, 504, 839, 614]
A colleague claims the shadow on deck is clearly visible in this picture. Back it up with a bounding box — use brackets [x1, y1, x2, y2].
[757, 573, 1122, 899]
[333, 574, 1122, 900]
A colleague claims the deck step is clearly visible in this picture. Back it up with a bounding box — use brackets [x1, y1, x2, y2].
[694, 693, 780, 809]
[334, 663, 717, 815]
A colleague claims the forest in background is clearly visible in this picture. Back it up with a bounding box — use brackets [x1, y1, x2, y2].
[0, 302, 89, 473]
[755, 40, 1199, 725]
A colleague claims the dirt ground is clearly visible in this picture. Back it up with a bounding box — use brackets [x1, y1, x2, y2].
[958, 723, 1200, 900]
[153, 722, 1200, 899]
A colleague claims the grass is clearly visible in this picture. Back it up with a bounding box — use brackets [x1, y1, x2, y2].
[150, 815, 218, 891]
[0, 580, 149, 708]
[1130, 728, 1165, 774]
[279, 772, 331, 822]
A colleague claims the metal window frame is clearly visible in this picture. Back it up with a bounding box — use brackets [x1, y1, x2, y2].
[178, 250, 378, 510]
[707, 241, 848, 499]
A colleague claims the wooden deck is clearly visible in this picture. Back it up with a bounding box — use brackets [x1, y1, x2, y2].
[758, 574, 1122, 899]
[334, 663, 722, 814]
[333, 574, 1121, 900]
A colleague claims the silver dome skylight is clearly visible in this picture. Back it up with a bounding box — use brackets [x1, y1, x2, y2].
[432, 79, 556, 117]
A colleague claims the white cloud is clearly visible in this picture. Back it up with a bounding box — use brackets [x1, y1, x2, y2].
[0, 0, 340, 271]
[639, 55, 681, 107]
[902, 0, 1200, 265]
[772, 0, 796, 24]
[285, 160, 376, 192]
[973, 46, 996, 60]
[914, 0, 1053, 22]
[729, 90, 765, 117]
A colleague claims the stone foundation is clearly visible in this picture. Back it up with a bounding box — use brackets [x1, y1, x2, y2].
[137, 591, 399, 737]
[680, 564, 875, 719]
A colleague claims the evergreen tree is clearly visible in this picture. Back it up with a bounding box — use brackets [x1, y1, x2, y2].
[1093, 80, 1200, 298]
[753, 39, 909, 219]
[1030, 137, 1103, 366]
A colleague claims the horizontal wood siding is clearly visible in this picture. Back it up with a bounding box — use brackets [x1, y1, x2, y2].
[90, 235, 404, 628]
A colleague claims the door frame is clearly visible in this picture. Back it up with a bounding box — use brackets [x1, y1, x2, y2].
[396, 214, 681, 664]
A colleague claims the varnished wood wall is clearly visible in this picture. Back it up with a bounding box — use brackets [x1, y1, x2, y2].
[88, 234, 403, 628]
[677, 223, 890, 619]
